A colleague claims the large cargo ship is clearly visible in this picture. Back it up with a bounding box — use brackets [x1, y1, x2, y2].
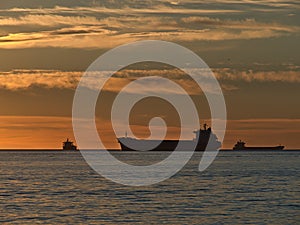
[233, 140, 284, 150]
[117, 124, 221, 151]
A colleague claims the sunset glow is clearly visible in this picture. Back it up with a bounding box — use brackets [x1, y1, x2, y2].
[0, 0, 299, 149]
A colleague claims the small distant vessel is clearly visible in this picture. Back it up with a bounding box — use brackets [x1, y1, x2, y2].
[117, 123, 221, 151]
[62, 138, 77, 150]
[233, 140, 284, 150]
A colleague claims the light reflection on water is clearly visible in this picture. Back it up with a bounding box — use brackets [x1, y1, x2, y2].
[0, 151, 299, 224]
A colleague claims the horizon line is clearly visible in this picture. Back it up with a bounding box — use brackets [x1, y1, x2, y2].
[0, 148, 300, 151]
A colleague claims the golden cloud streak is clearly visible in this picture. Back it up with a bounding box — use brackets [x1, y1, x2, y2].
[0, 69, 299, 91]
[0, 13, 298, 49]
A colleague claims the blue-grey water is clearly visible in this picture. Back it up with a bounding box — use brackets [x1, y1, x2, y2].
[0, 151, 299, 224]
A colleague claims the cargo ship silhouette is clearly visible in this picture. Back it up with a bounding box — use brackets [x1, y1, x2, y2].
[233, 140, 284, 150]
[117, 124, 221, 151]
[62, 138, 77, 150]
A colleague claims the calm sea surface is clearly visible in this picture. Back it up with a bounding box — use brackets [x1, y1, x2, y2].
[0, 151, 299, 224]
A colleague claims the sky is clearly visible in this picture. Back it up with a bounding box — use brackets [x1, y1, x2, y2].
[0, 0, 299, 149]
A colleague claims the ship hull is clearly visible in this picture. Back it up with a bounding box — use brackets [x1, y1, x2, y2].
[117, 138, 221, 151]
[233, 146, 284, 151]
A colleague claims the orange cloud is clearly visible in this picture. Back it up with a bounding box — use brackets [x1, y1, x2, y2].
[0, 70, 82, 90]
[213, 69, 300, 83]
[1, 6, 242, 15]
[0, 11, 298, 49]
[0, 69, 299, 92]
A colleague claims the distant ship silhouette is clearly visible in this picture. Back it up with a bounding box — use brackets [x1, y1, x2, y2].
[233, 140, 284, 150]
[117, 123, 221, 151]
[62, 138, 77, 150]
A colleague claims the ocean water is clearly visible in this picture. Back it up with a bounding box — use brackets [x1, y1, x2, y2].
[0, 151, 299, 224]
